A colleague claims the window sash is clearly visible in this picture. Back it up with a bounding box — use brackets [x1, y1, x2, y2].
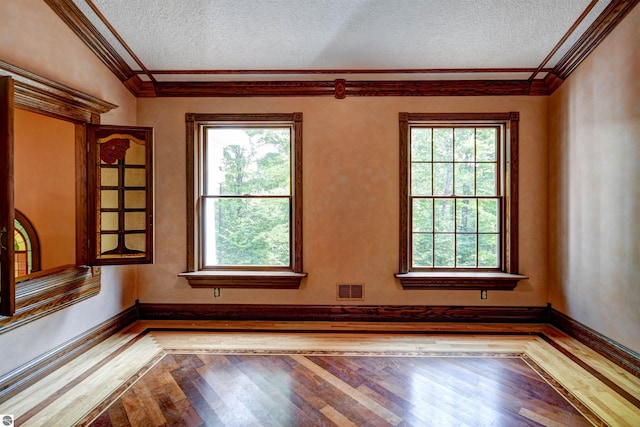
[200, 195, 292, 268]
[405, 121, 507, 272]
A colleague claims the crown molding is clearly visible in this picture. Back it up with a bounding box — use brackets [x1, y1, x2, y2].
[46, 0, 638, 98]
[552, 0, 639, 80]
[44, 0, 135, 83]
[0, 60, 117, 123]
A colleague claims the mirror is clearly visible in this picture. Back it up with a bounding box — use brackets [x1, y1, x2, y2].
[14, 108, 76, 278]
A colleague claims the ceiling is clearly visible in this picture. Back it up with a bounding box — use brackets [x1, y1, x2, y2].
[45, 0, 636, 96]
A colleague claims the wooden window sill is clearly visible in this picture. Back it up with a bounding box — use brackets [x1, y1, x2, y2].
[179, 270, 307, 289]
[395, 272, 528, 290]
[0, 265, 101, 334]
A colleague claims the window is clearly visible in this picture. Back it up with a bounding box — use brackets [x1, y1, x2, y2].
[14, 210, 40, 277]
[181, 113, 306, 289]
[87, 125, 154, 265]
[396, 113, 526, 290]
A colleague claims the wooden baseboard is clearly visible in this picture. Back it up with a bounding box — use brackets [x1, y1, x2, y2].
[0, 303, 138, 403]
[138, 303, 549, 323]
[549, 306, 640, 378]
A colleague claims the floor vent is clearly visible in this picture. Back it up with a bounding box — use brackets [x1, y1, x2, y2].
[337, 283, 364, 301]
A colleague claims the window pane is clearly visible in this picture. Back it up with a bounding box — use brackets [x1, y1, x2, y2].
[124, 212, 146, 230]
[478, 199, 499, 232]
[100, 168, 118, 186]
[101, 190, 118, 209]
[125, 233, 146, 253]
[434, 199, 454, 232]
[411, 128, 432, 162]
[434, 234, 454, 267]
[456, 199, 477, 232]
[124, 140, 147, 165]
[100, 234, 118, 255]
[433, 163, 453, 195]
[476, 163, 497, 195]
[454, 128, 474, 161]
[412, 233, 433, 267]
[124, 191, 146, 209]
[203, 197, 290, 267]
[125, 168, 146, 186]
[412, 199, 433, 232]
[411, 163, 432, 195]
[454, 162, 475, 195]
[433, 128, 453, 161]
[476, 128, 497, 161]
[478, 234, 499, 268]
[101, 212, 118, 231]
[456, 234, 477, 267]
[206, 127, 291, 196]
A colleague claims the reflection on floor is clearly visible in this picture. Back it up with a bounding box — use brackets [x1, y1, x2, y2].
[2, 321, 639, 426]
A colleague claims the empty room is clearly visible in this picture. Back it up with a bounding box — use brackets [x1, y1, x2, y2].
[0, 0, 638, 425]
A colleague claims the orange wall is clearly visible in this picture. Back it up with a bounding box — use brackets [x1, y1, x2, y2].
[138, 96, 548, 307]
[14, 109, 75, 270]
[0, 0, 138, 377]
[549, 6, 640, 352]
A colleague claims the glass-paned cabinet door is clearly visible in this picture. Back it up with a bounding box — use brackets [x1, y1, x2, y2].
[88, 125, 153, 265]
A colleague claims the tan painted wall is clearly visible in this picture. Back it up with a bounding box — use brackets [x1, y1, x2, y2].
[14, 108, 75, 271]
[138, 96, 548, 307]
[549, 6, 640, 352]
[0, 0, 138, 376]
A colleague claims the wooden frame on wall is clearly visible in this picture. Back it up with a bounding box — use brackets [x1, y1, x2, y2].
[0, 61, 115, 325]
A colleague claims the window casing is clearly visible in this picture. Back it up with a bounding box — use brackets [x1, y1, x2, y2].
[181, 113, 306, 288]
[396, 113, 526, 290]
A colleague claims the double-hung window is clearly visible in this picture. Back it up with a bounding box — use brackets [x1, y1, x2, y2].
[396, 113, 526, 290]
[181, 113, 306, 289]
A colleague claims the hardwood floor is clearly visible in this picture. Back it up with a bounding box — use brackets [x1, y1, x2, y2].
[2, 321, 639, 426]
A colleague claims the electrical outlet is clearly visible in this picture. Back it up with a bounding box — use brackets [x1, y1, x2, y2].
[480, 289, 488, 300]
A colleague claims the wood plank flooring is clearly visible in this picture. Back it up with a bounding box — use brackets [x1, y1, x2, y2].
[1, 321, 639, 426]
[86, 352, 595, 426]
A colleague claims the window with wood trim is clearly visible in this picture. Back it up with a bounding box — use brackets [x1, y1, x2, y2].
[87, 125, 154, 265]
[181, 113, 306, 289]
[396, 113, 526, 290]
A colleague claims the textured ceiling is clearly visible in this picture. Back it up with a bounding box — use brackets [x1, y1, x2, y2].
[71, 0, 612, 81]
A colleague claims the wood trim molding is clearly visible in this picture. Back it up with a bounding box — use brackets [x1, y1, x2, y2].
[549, 306, 640, 378]
[551, 0, 640, 81]
[395, 272, 527, 291]
[140, 79, 551, 98]
[0, 60, 117, 123]
[138, 303, 549, 323]
[45, 0, 638, 98]
[0, 303, 138, 403]
[178, 271, 307, 289]
[44, 0, 136, 84]
[0, 266, 101, 334]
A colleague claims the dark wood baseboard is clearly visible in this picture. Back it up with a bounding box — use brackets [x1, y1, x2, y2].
[138, 303, 549, 323]
[549, 306, 640, 378]
[0, 303, 138, 403]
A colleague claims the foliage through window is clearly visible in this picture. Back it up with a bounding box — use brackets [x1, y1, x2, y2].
[182, 113, 305, 289]
[204, 126, 291, 267]
[411, 126, 501, 269]
[397, 113, 524, 290]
